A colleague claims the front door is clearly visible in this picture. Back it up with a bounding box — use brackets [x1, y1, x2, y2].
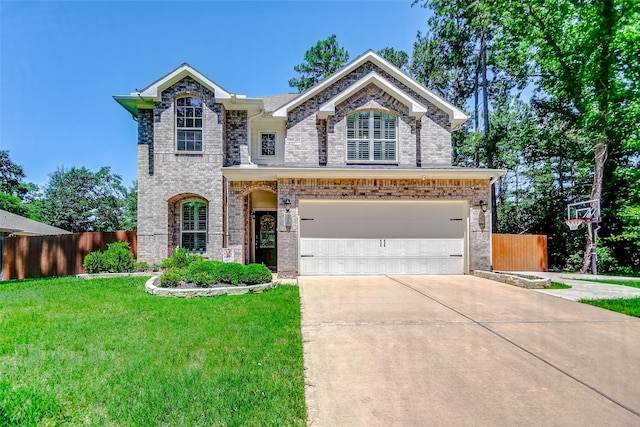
[255, 211, 277, 270]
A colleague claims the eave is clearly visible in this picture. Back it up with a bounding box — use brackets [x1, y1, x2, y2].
[222, 166, 505, 184]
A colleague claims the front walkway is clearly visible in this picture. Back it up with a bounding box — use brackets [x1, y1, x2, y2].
[526, 271, 640, 301]
[300, 275, 640, 426]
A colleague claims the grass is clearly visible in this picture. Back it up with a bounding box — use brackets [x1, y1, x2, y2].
[0, 276, 305, 426]
[548, 282, 572, 289]
[581, 298, 640, 318]
[578, 279, 640, 289]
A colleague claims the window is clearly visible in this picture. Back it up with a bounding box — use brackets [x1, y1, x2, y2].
[261, 133, 276, 156]
[176, 97, 203, 151]
[346, 111, 397, 162]
[181, 201, 207, 252]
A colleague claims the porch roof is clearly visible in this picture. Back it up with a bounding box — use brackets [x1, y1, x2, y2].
[221, 166, 505, 185]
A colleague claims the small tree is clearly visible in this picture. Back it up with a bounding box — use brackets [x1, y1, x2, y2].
[288, 35, 350, 92]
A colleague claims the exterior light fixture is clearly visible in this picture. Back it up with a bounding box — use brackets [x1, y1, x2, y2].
[479, 199, 488, 213]
[283, 198, 291, 212]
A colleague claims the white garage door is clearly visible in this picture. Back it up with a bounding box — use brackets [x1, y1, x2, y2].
[299, 200, 467, 275]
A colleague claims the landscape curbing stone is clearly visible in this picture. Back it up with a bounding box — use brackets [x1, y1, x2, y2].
[474, 270, 550, 289]
[144, 275, 277, 297]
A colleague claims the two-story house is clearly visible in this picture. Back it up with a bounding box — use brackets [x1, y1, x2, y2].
[114, 51, 504, 277]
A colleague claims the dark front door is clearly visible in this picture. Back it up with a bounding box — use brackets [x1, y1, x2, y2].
[255, 211, 277, 270]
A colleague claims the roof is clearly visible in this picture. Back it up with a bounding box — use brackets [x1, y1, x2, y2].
[114, 52, 470, 128]
[261, 93, 300, 113]
[222, 165, 505, 184]
[113, 63, 261, 117]
[273, 50, 470, 130]
[0, 209, 72, 236]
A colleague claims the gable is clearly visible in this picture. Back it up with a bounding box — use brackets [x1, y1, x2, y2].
[274, 50, 469, 130]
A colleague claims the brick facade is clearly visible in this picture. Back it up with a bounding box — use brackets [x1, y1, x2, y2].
[136, 77, 225, 263]
[285, 62, 451, 166]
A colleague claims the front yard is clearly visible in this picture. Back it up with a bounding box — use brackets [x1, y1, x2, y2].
[0, 276, 306, 426]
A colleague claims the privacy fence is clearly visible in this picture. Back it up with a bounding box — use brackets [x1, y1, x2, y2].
[2, 231, 137, 280]
[2, 231, 545, 280]
[492, 234, 548, 272]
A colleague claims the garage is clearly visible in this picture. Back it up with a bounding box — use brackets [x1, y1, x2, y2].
[298, 200, 467, 275]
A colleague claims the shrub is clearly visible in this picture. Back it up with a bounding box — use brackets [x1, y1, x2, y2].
[158, 267, 184, 288]
[217, 263, 245, 285]
[184, 260, 224, 286]
[82, 242, 135, 274]
[102, 242, 135, 273]
[160, 248, 203, 269]
[241, 264, 273, 285]
[134, 261, 151, 272]
[83, 251, 105, 274]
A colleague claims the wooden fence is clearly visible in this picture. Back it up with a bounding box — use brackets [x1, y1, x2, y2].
[492, 234, 548, 272]
[2, 231, 137, 280]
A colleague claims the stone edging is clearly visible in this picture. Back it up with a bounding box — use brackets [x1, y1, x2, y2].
[77, 272, 154, 279]
[144, 276, 277, 297]
[474, 270, 550, 289]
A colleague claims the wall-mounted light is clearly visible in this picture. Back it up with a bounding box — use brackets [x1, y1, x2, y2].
[283, 198, 291, 212]
[479, 199, 488, 213]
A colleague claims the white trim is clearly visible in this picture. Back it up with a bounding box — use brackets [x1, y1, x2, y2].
[258, 131, 278, 158]
[318, 72, 427, 119]
[139, 64, 232, 101]
[222, 166, 505, 183]
[273, 50, 469, 130]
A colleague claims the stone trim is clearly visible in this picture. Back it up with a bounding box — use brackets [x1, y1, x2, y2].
[145, 275, 277, 297]
[474, 270, 550, 289]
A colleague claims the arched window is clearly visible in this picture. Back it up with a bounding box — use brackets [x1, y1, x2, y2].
[176, 96, 203, 151]
[181, 201, 207, 252]
[346, 110, 397, 162]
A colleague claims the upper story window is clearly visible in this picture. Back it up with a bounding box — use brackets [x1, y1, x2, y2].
[176, 96, 203, 151]
[346, 111, 397, 162]
[181, 201, 207, 252]
[261, 133, 276, 156]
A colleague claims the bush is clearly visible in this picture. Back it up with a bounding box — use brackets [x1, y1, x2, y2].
[102, 242, 135, 273]
[82, 242, 135, 274]
[217, 263, 245, 285]
[158, 267, 184, 288]
[160, 248, 203, 269]
[184, 260, 224, 287]
[134, 261, 151, 272]
[241, 264, 273, 285]
[83, 251, 105, 274]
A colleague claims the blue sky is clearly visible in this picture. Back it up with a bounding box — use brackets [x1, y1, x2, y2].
[1, 0, 431, 188]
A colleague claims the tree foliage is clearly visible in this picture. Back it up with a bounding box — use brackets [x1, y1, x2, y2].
[40, 166, 127, 232]
[409, 0, 639, 273]
[378, 47, 410, 72]
[0, 150, 41, 219]
[288, 34, 350, 92]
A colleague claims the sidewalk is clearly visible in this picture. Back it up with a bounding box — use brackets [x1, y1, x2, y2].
[522, 271, 640, 301]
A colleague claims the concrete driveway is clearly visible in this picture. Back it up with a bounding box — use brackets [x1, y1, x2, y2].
[299, 275, 640, 426]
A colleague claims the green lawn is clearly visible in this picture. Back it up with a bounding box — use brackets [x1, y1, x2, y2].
[579, 279, 640, 289]
[581, 298, 640, 318]
[0, 276, 306, 426]
[548, 282, 572, 289]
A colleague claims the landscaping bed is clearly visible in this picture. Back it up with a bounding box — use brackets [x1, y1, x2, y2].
[145, 275, 277, 297]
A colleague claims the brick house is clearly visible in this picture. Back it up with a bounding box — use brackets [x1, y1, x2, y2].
[114, 51, 504, 277]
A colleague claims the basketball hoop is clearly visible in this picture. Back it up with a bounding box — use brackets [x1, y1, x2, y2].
[565, 218, 585, 231]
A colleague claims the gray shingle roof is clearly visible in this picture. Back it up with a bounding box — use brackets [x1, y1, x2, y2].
[0, 209, 72, 236]
[261, 93, 300, 113]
